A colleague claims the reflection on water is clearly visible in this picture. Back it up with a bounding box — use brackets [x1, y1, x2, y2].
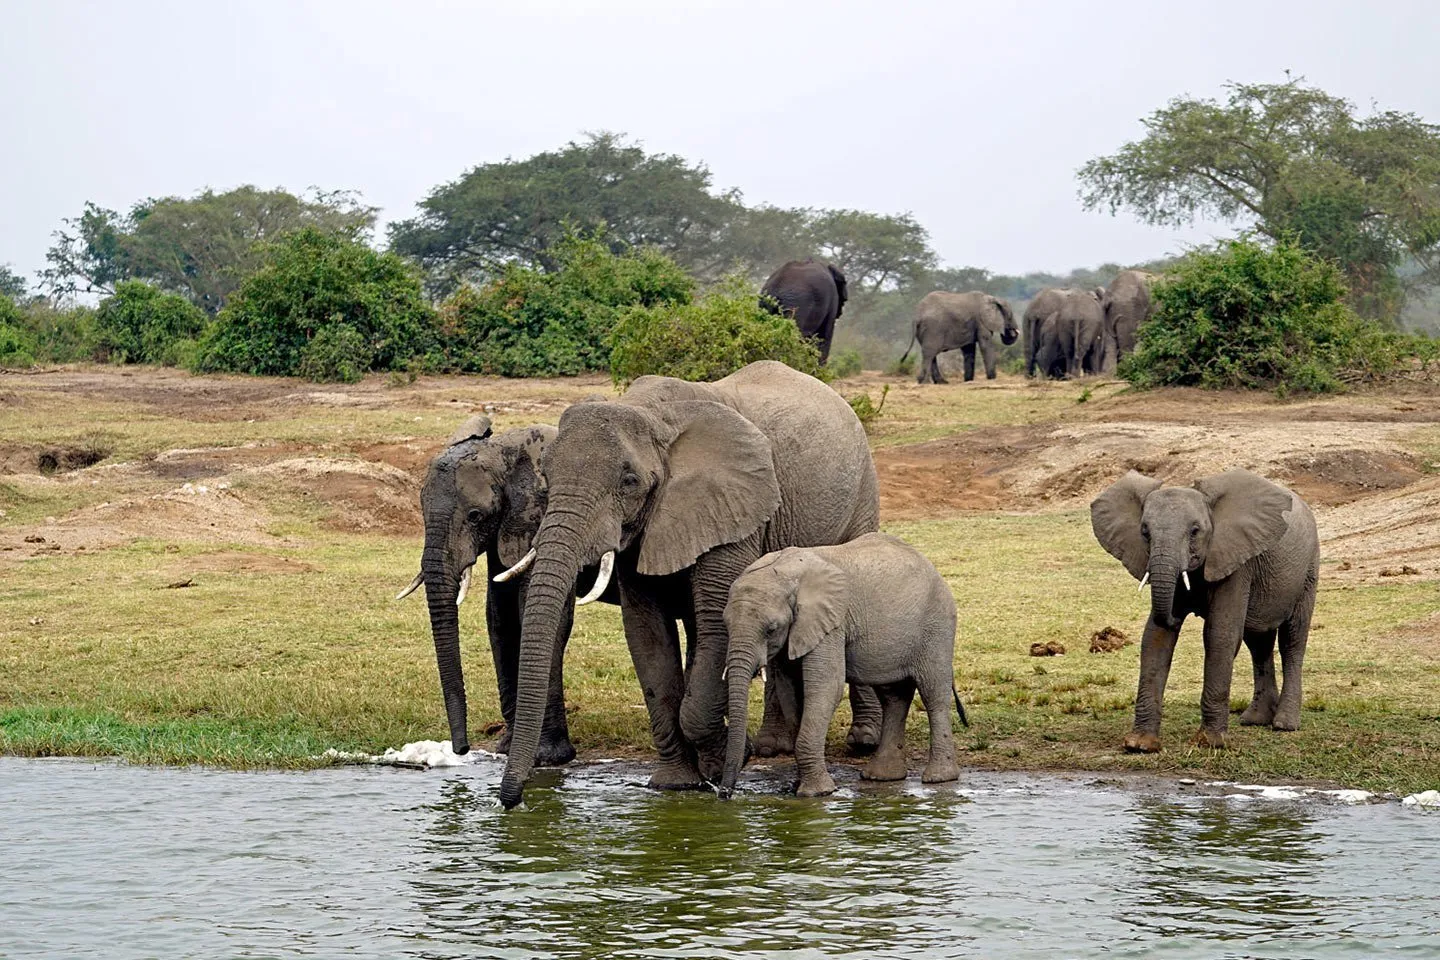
[1, 758, 1437, 960]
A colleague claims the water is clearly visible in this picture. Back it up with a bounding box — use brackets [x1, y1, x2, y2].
[1, 757, 1436, 959]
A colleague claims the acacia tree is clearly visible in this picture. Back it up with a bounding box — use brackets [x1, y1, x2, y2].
[1079, 78, 1440, 319]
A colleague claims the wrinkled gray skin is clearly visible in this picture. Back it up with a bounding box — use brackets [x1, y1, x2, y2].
[720, 534, 962, 798]
[498, 361, 881, 809]
[1029, 287, 1111, 379]
[1091, 469, 1319, 753]
[904, 291, 1020, 384]
[1102, 270, 1155, 369]
[410, 416, 615, 764]
[760, 258, 848, 365]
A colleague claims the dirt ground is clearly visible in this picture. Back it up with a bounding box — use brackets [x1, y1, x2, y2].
[3, 365, 1440, 585]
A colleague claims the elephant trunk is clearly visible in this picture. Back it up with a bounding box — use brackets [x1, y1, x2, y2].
[421, 538, 469, 755]
[1147, 552, 1183, 631]
[719, 652, 758, 799]
[498, 499, 589, 810]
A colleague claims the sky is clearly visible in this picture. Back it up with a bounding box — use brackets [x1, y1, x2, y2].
[3, 0, 1439, 287]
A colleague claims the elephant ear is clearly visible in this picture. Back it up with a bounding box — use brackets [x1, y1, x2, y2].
[496, 426, 555, 567]
[784, 551, 847, 660]
[447, 414, 492, 446]
[1195, 469, 1293, 581]
[637, 401, 781, 577]
[828, 263, 848, 312]
[1091, 471, 1163, 580]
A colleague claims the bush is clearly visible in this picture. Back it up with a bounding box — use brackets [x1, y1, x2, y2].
[296, 322, 371, 383]
[847, 385, 889, 429]
[885, 353, 916, 377]
[94, 281, 208, 365]
[827, 348, 864, 378]
[0, 295, 36, 367]
[197, 228, 434, 377]
[610, 275, 826, 387]
[1121, 237, 1409, 394]
[431, 232, 694, 377]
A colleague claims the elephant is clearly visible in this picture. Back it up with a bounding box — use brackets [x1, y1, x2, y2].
[1025, 287, 1110, 379]
[492, 360, 881, 809]
[1102, 270, 1156, 368]
[759, 258, 848, 365]
[1090, 469, 1319, 754]
[902, 291, 1019, 384]
[396, 415, 616, 767]
[719, 534, 965, 799]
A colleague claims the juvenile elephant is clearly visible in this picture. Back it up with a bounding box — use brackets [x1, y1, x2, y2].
[719, 534, 964, 799]
[760, 258, 848, 365]
[1102, 270, 1156, 368]
[494, 361, 881, 809]
[903, 291, 1019, 384]
[1091, 469, 1319, 754]
[1026, 287, 1110, 378]
[397, 416, 616, 765]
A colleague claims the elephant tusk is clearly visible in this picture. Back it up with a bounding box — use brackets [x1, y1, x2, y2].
[394, 571, 423, 601]
[759, 666, 767, 684]
[1138, 571, 1150, 592]
[1182, 570, 1191, 592]
[456, 565, 473, 606]
[576, 551, 615, 606]
[492, 547, 536, 583]
[722, 665, 728, 681]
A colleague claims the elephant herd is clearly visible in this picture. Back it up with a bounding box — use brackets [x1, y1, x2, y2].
[402, 359, 1319, 809]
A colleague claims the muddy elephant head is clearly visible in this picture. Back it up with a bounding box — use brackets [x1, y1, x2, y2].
[496, 397, 781, 807]
[1091, 469, 1293, 629]
[397, 415, 552, 754]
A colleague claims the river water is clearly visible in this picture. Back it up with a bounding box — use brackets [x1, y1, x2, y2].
[1, 756, 1436, 959]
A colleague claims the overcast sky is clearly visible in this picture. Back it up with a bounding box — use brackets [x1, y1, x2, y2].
[3, 0, 1438, 286]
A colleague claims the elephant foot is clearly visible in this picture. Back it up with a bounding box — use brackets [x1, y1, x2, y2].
[844, 722, 881, 757]
[535, 734, 577, 768]
[495, 727, 512, 755]
[921, 757, 960, 784]
[795, 770, 837, 798]
[754, 726, 795, 758]
[1271, 705, 1301, 732]
[1122, 730, 1162, 753]
[1239, 695, 1278, 727]
[1192, 728, 1228, 750]
[647, 760, 708, 792]
[861, 750, 908, 782]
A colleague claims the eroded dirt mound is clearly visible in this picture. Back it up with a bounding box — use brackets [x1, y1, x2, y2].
[0, 443, 111, 476]
[241, 457, 421, 535]
[1318, 477, 1440, 583]
[1277, 449, 1423, 506]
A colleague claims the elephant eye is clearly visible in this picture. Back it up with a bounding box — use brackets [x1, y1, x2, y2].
[1140, 523, 1150, 540]
[1190, 524, 1201, 538]
[621, 470, 640, 489]
[467, 509, 482, 523]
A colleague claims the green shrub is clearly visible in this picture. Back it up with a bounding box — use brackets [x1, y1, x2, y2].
[94, 281, 208, 365]
[610, 275, 826, 387]
[0, 296, 36, 367]
[886, 353, 916, 377]
[13, 303, 100, 363]
[1121, 237, 1410, 394]
[431, 232, 694, 377]
[197, 228, 434, 377]
[827, 348, 864, 378]
[295, 322, 371, 383]
[847, 385, 889, 429]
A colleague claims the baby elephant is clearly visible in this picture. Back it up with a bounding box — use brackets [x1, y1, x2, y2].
[719, 533, 964, 799]
[1091, 469, 1319, 754]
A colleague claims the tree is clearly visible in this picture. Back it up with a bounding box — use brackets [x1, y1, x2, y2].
[94, 281, 208, 365]
[1079, 77, 1440, 320]
[806, 209, 937, 293]
[389, 133, 736, 292]
[43, 186, 376, 312]
[0, 264, 30, 300]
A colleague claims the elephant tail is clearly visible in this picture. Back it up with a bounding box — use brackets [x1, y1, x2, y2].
[952, 686, 970, 727]
[898, 328, 918, 364]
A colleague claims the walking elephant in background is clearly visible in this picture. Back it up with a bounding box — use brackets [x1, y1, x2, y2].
[760, 258, 848, 364]
[493, 361, 882, 809]
[903, 291, 1019, 384]
[1102, 270, 1157, 368]
[1090, 469, 1319, 755]
[1026, 287, 1110, 379]
[396, 416, 617, 767]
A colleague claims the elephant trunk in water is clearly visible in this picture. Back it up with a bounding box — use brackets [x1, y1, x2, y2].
[718, 652, 759, 800]
[421, 532, 470, 755]
[498, 497, 590, 809]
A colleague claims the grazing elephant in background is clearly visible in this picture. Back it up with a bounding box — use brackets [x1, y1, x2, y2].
[760, 258, 848, 364]
[903, 291, 1020, 384]
[1027, 287, 1109, 378]
[720, 534, 965, 799]
[1102, 270, 1156, 368]
[1091, 469, 1319, 754]
[493, 361, 881, 809]
[396, 415, 617, 766]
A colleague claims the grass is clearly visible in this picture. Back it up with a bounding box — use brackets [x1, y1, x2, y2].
[2, 364, 1439, 794]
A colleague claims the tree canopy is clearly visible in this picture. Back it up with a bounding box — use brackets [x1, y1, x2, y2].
[1079, 78, 1440, 319]
[0, 265, 30, 301]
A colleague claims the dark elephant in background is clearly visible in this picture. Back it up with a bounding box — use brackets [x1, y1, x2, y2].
[903, 291, 1019, 383]
[397, 415, 616, 766]
[1102, 270, 1157, 369]
[760, 258, 848, 364]
[1026, 287, 1110, 378]
[492, 361, 881, 809]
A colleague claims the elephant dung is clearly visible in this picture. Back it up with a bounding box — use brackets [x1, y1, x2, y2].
[1088, 626, 1132, 653]
[1029, 640, 1066, 657]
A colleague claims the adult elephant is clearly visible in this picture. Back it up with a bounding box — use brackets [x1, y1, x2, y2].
[1028, 287, 1109, 379]
[760, 258, 848, 364]
[494, 361, 881, 809]
[1102, 270, 1156, 368]
[397, 415, 619, 765]
[903, 291, 1019, 384]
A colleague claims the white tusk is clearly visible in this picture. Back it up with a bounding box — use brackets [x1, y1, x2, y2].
[492, 547, 536, 583]
[1182, 570, 1191, 591]
[1138, 571, 1150, 592]
[456, 565, 473, 606]
[394, 571, 423, 601]
[760, 666, 767, 683]
[575, 551, 615, 606]
[722, 666, 728, 681]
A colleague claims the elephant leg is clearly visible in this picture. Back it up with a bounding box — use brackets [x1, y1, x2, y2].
[794, 656, 846, 797]
[1196, 590, 1247, 749]
[916, 668, 959, 783]
[844, 683, 882, 755]
[536, 601, 577, 766]
[1238, 627, 1279, 726]
[1273, 585, 1315, 731]
[862, 679, 914, 782]
[755, 669, 797, 757]
[1124, 616, 1180, 752]
[916, 348, 931, 384]
[485, 582, 520, 754]
[979, 337, 998, 380]
[817, 315, 836, 366]
[961, 344, 977, 382]
[618, 578, 704, 790]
